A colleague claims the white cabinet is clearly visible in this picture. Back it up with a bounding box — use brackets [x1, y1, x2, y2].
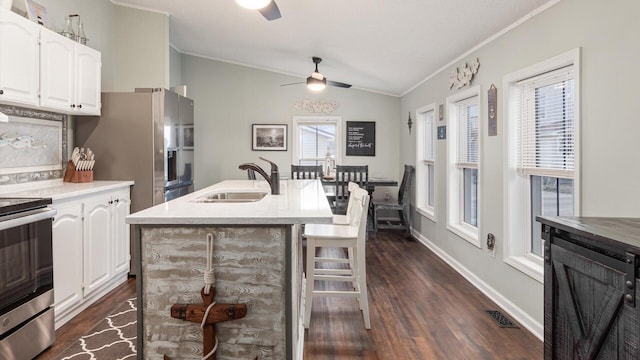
[51, 201, 83, 320]
[0, 8, 101, 115]
[83, 194, 112, 296]
[40, 30, 101, 115]
[52, 187, 131, 329]
[0, 8, 39, 106]
[113, 191, 131, 274]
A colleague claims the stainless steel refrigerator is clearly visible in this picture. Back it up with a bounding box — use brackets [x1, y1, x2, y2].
[76, 88, 195, 274]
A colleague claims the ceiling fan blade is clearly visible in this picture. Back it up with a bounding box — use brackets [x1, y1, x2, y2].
[280, 81, 304, 87]
[327, 80, 352, 88]
[258, 0, 281, 21]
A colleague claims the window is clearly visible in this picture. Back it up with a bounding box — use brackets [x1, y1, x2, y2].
[504, 49, 580, 282]
[446, 86, 481, 247]
[292, 116, 342, 167]
[416, 105, 436, 220]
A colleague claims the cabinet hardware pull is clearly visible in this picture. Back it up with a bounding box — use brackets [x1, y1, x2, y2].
[0, 89, 4, 95]
[625, 252, 637, 307]
[71, 104, 76, 108]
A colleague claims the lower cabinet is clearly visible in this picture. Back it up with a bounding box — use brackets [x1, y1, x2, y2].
[540, 217, 640, 359]
[52, 188, 130, 329]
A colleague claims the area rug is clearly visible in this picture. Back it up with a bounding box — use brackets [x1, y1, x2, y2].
[57, 298, 137, 360]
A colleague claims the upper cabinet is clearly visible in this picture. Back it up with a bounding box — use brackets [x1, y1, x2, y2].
[0, 9, 40, 106]
[40, 30, 101, 115]
[0, 8, 101, 115]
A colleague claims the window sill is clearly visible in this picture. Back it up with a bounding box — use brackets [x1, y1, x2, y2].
[504, 255, 544, 283]
[417, 207, 436, 222]
[447, 223, 480, 248]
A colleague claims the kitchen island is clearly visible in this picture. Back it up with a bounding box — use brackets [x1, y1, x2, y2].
[127, 179, 332, 359]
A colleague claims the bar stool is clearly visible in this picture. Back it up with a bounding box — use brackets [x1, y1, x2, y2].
[303, 185, 371, 329]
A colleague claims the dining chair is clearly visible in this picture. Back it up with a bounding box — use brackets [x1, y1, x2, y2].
[334, 165, 368, 215]
[303, 185, 371, 329]
[290, 165, 323, 179]
[372, 164, 414, 234]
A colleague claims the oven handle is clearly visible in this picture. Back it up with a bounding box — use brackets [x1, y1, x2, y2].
[0, 208, 57, 231]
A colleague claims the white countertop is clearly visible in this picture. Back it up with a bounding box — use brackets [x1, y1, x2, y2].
[0, 180, 134, 201]
[127, 179, 333, 225]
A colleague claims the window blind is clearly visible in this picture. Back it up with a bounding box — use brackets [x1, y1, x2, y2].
[299, 124, 336, 161]
[457, 101, 479, 167]
[516, 66, 575, 177]
[423, 110, 435, 162]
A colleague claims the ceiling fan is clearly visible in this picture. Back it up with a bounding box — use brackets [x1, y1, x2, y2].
[235, 0, 281, 21]
[281, 57, 352, 91]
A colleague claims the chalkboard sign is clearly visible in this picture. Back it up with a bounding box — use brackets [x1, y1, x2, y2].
[346, 121, 375, 156]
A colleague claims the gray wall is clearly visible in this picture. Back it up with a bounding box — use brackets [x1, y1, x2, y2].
[180, 54, 401, 189]
[400, 0, 640, 336]
[169, 45, 182, 88]
[113, 5, 168, 91]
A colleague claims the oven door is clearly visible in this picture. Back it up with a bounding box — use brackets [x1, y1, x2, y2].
[0, 208, 55, 317]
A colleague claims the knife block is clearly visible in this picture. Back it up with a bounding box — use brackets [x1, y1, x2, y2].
[63, 160, 94, 183]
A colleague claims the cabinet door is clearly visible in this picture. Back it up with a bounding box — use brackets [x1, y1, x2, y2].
[51, 201, 84, 319]
[112, 192, 131, 274]
[83, 195, 112, 297]
[40, 30, 74, 112]
[0, 9, 39, 106]
[75, 45, 101, 115]
[547, 244, 638, 359]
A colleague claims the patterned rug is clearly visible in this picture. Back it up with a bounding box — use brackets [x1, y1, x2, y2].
[57, 298, 137, 360]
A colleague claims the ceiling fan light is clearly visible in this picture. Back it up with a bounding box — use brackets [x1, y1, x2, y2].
[307, 76, 327, 91]
[235, 0, 272, 10]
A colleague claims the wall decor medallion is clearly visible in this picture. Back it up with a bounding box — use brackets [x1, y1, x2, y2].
[449, 58, 480, 89]
[488, 84, 497, 136]
[294, 99, 338, 114]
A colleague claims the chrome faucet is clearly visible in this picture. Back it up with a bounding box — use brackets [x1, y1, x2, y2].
[238, 157, 280, 195]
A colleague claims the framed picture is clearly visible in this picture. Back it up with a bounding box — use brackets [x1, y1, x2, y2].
[25, 0, 47, 26]
[346, 121, 375, 156]
[182, 125, 194, 150]
[252, 124, 287, 151]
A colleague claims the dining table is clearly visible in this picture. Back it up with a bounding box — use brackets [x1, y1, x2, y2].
[321, 176, 398, 196]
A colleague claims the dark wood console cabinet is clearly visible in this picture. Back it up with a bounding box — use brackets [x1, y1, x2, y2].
[539, 217, 640, 359]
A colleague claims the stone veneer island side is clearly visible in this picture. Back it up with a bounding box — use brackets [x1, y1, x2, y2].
[126, 180, 332, 359]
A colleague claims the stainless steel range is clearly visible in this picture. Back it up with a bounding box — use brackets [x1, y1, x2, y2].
[0, 198, 56, 360]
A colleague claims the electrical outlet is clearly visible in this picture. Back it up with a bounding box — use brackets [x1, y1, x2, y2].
[487, 233, 495, 250]
[487, 233, 496, 259]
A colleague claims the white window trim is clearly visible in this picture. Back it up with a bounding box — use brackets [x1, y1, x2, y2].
[446, 85, 481, 248]
[502, 48, 581, 283]
[291, 115, 343, 166]
[415, 104, 437, 221]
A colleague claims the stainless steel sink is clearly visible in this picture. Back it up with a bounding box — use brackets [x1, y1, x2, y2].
[191, 191, 268, 203]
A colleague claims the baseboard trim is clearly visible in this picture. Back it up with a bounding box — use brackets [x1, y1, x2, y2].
[410, 228, 544, 341]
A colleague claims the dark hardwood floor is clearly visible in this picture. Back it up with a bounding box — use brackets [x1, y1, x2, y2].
[303, 231, 543, 359]
[37, 231, 542, 359]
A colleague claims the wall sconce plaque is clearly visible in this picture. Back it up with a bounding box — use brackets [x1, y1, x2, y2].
[438, 104, 444, 122]
[488, 84, 497, 136]
[437, 125, 446, 140]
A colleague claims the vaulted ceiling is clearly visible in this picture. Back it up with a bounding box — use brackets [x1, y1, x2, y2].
[113, 0, 553, 96]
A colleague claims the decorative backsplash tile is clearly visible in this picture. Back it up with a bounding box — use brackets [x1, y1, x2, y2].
[0, 104, 68, 185]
